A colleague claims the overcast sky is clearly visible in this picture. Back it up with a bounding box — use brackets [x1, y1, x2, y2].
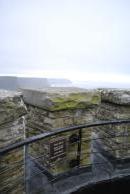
[0, 0, 130, 82]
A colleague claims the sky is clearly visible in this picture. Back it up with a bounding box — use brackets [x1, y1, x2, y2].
[0, 0, 130, 83]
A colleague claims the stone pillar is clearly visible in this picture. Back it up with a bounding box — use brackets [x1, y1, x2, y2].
[0, 90, 27, 194]
[95, 89, 130, 165]
[23, 88, 100, 176]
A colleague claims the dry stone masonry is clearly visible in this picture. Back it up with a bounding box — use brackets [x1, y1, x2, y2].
[95, 89, 130, 166]
[23, 88, 101, 176]
[0, 90, 27, 194]
[1, 87, 130, 193]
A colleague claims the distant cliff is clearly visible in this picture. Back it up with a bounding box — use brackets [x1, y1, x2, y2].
[0, 76, 18, 90]
[18, 77, 49, 89]
[0, 76, 72, 90]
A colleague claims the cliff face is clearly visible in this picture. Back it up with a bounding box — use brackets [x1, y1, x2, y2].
[0, 76, 50, 90]
[18, 77, 49, 89]
[0, 76, 18, 90]
[0, 76, 73, 91]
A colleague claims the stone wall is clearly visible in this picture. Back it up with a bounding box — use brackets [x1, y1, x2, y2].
[23, 88, 101, 176]
[0, 90, 27, 194]
[1, 87, 130, 193]
[95, 89, 130, 162]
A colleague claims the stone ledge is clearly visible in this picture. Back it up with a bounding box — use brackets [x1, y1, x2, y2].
[22, 87, 101, 111]
[99, 89, 130, 105]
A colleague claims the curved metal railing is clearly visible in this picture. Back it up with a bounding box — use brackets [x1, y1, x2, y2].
[1, 119, 130, 194]
[1, 119, 130, 155]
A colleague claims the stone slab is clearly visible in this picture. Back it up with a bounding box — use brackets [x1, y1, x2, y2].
[22, 88, 101, 111]
[99, 89, 130, 105]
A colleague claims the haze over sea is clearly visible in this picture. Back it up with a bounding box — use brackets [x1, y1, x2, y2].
[0, 0, 130, 88]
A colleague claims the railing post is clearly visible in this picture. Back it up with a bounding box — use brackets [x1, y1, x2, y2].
[77, 129, 82, 167]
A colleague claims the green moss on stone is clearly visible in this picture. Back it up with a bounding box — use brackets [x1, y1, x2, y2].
[50, 92, 101, 111]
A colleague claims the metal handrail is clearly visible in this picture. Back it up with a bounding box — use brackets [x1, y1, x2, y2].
[0, 119, 130, 155]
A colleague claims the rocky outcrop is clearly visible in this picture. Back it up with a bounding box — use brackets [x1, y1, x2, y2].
[95, 89, 130, 162]
[23, 88, 101, 176]
[0, 90, 27, 194]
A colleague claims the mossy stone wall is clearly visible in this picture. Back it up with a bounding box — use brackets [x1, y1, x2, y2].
[0, 90, 27, 194]
[23, 88, 101, 176]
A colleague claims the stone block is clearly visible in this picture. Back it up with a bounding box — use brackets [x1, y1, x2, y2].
[23, 87, 101, 111]
[100, 88, 130, 105]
